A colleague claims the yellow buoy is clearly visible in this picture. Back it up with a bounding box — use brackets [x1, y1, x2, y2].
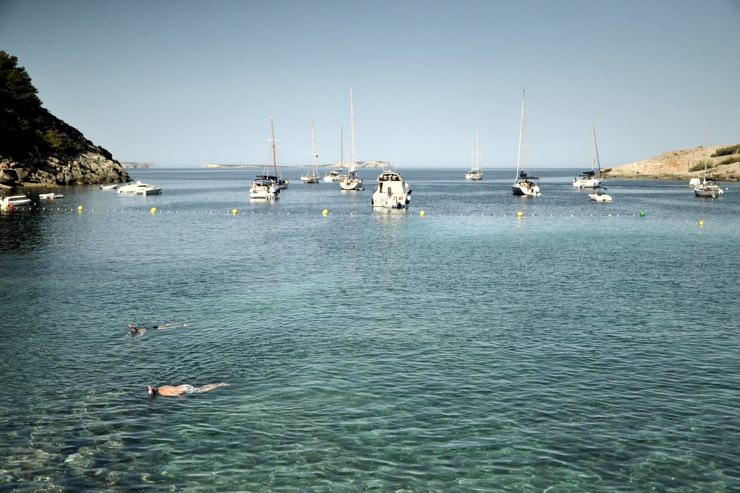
[150, 207, 157, 214]
[232, 208, 238, 215]
[322, 209, 329, 216]
[698, 220, 704, 227]
[419, 210, 425, 217]
[516, 210, 524, 218]
[77, 205, 84, 213]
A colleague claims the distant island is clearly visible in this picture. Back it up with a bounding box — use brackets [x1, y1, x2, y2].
[122, 162, 155, 169]
[602, 144, 740, 181]
[0, 50, 128, 188]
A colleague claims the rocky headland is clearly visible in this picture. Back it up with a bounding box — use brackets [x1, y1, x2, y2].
[602, 144, 740, 181]
[0, 50, 129, 188]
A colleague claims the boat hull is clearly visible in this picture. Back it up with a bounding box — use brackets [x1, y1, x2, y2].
[512, 181, 540, 197]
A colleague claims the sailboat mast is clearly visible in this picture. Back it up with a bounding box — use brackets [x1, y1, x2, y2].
[311, 121, 317, 172]
[270, 117, 278, 177]
[476, 128, 481, 171]
[515, 89, 526, 179]
[340, 126, 344, 168]
[350, 85, 357, 167]
[592, 122, 601, 174]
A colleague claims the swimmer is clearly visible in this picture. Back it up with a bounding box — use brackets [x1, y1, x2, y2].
[128, 322, 188, 336]
[147, 383, 229, 398]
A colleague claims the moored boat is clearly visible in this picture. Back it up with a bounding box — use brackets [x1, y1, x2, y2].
[465, 129, 483, 181]
[511, 90, 541, 197]
[371, 169, 412, 209]
[116, 181, 162, 195]
[0, 194, 32, 207]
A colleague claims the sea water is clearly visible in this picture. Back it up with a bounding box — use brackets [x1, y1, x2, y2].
[1, 168, 738, 491]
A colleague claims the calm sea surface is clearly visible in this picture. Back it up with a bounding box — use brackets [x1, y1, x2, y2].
[1, 168, 738, 492]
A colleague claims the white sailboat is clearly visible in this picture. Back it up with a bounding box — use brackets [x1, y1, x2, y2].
[573, 123, 604, 189]
[465, 129, 483, 181]
[339, 86, 363, 191]
[250, 118, 281, 200]
[324, 126, 346, 182]
[693, 126, 724, 198]
[300, 121, 320, 184]
[511, 90, 541, 197]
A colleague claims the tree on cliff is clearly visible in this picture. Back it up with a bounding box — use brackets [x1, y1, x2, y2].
[0, 50, 112, 160]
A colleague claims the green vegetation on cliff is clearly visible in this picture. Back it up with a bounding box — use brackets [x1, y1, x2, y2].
[0, 50, 112, 160]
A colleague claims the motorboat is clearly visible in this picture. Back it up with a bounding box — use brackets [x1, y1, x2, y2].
[116, 181, 162, 195]
[300, 122, 321, 184]
[465, 129, 483, 181]
[100, 183, 121, 190]
[0, 195, 32, 207]
[39, 193, 63, 200]
[511, 90, 541, 197]
[371, 169, 412, 209]
[249, 178, 279, 200]
[589, 190, 613, 202]
[323, 169, 344, 183]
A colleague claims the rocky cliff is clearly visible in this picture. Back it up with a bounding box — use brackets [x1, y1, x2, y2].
[0, 50, 129, 187]
[601, 144, 740, 181]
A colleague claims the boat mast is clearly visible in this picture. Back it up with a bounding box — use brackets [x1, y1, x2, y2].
[269, 116, 278, 177]
[350, 85, 357, 170]
[592, 122, 601, 175]
[476, 128, 481, 172]
[340, 126, 344, 169]
[704, 125, 711, 181]
[311, 121, 318, 174]
[515, 89, 526, 179]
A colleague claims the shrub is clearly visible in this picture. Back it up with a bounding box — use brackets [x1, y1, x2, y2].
[711, 144, 740, 157]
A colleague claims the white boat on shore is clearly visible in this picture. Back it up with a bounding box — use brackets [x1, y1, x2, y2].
[116, 181, 162, 195]
[371, 169, 412, 209]
[0, 195, 32, 207]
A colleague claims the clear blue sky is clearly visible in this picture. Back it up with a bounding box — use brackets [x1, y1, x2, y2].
[1, 0, 738, 168]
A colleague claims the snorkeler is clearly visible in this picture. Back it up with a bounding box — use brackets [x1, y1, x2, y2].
[128, 322, 188, 336]
[147, 383, 229, 397]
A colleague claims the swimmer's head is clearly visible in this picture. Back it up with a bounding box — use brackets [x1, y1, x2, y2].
[147, 386, 158, 397]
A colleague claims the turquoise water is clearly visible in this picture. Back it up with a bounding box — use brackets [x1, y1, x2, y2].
[1, 168, 738, 491]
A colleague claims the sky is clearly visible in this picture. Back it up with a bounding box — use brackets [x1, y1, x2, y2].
[1, 0, 739, 168]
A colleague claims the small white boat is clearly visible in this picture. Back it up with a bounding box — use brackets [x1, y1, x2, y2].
[0, 195, 32, 207]
[301, 122, 321, 184]
[589, 190, 613, 202]
[116, 181, 162, 195]
[39, 193, 64, 201]
[371, 169, 412, 209]
[323, 169, 344, 183]
[511, 90, 541, 197]
[249, 178, 279, 200]
[465, 130, 483, 181]
[100, 183, 121, 191]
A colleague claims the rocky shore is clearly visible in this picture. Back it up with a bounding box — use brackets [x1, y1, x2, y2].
[0, 152, 129, 188]
[602, 144, 740, 181]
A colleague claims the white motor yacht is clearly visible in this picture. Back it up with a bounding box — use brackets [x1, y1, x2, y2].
[371, 170, 412, 209]
[116, 181, 162, 195]
[249, 178, 279, 200]
[589, 190, 613, 202]
[39, 193, 63, 200]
